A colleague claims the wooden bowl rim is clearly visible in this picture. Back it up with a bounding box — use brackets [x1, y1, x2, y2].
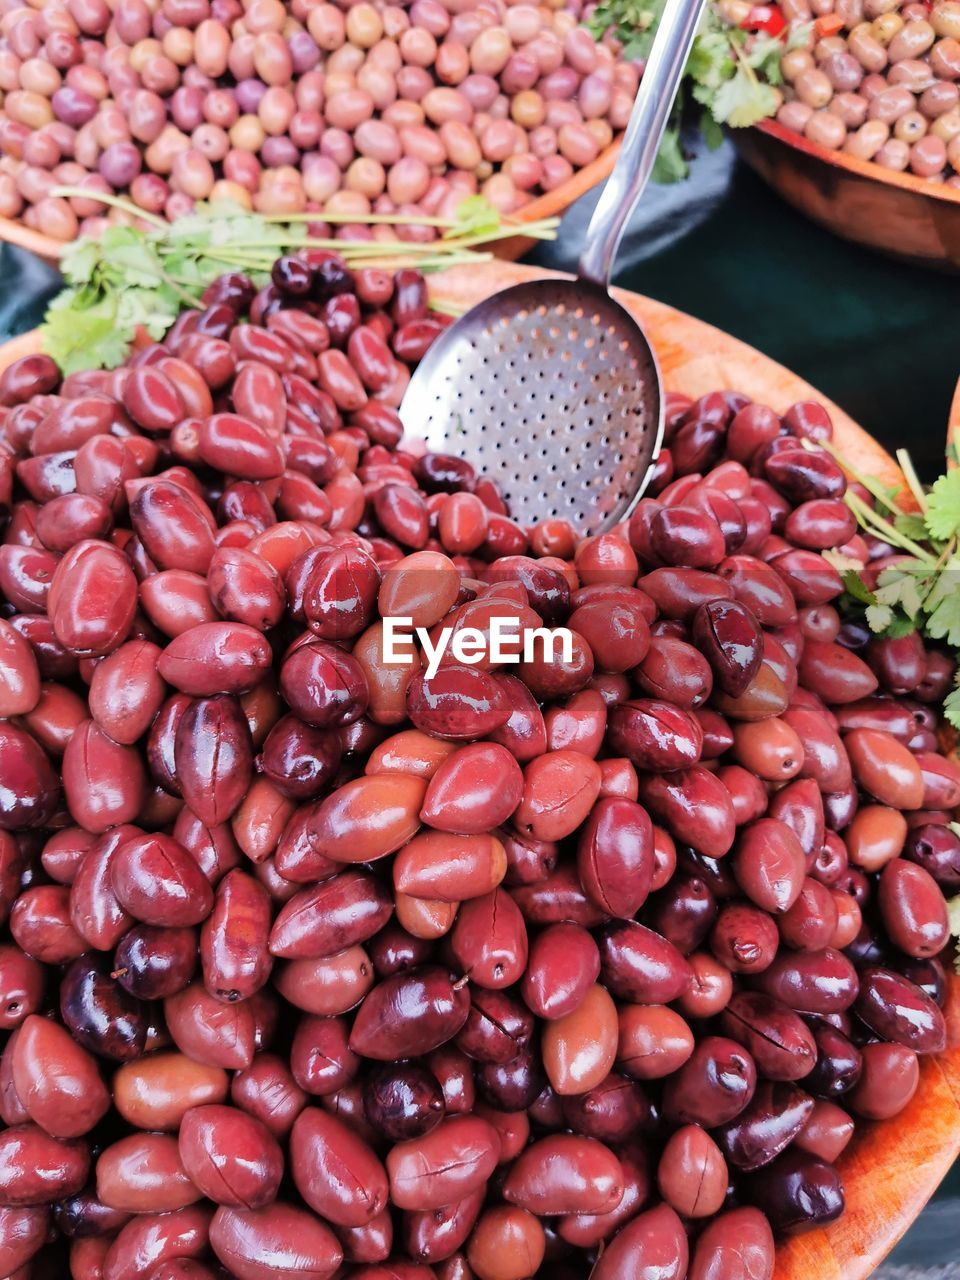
[754, 117, 960, 207]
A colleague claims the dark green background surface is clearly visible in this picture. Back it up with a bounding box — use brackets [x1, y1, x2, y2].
[530, 140, 959, 483]
[1, 144, 958, 1271]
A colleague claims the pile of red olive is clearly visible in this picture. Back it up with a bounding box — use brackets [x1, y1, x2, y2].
[0, 255, 957, 1280]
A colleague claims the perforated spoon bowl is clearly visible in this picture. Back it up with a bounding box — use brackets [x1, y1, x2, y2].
[400, 0, 708, 536]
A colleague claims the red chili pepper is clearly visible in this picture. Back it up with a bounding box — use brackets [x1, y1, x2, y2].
[740, 4, 786, 34]
[814, 12, 845, 35]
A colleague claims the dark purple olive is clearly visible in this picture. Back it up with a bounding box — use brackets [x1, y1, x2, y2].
[661, 1036, 757, 1128]
[743, 1148, 844, 1235]
[715, 1081, 815, 1171]
[59, 953, 149, 1060]
[112, 925, 197, 999]
[804, 1022, 862, 1099]
[477, 1044, 545, 1111]
[559, 1073, 656, 1143]
[854, 967, 947, 1054]
[456, 990, 534, 1065]
[691, 600, 763, 697]
[721, 992, 817, 1081]
[903, 824, 960, 890]
[362, 1062, 445, 1141]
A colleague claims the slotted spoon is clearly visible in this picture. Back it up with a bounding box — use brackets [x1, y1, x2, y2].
[400, 0, 708, 535]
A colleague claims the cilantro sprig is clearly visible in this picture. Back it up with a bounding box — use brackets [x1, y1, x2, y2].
[39, 194, 559, 374]
[822, 438, 960, 731]
[585, 1, 811, 180]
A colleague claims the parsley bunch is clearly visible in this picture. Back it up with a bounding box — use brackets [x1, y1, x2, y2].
[40, 193, 558, 375]
[822, 438, 960, 729]
[585, 1, 810, 180]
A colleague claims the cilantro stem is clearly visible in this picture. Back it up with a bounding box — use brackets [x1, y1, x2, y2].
[263, 211, 459, 228]
[896, 448, 929, 515]
[157, 270, 203, 309]
[844, 491, 938, 566]
[811, 438, 907, 518]
[51, 186, 167, 228]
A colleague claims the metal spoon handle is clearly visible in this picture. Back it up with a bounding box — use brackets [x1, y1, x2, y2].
[577, 0, 708, 287]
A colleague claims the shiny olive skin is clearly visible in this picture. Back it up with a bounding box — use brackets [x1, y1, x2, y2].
[269, 870, 393, 959]
[848, 1042, 920, 1120]
[12, 1014, 110, 1139]
[209, 1202, 343, 1280]
[752, 948, 859, 1015]
[590, 1204, 688, 1280]
[363, 1063, 446, 1142]
[657, 1124, 728, 1216]
[291, 1107, 388, 1227]
[661, 1036, 757, 1127]
[636, 767, 736, 859]
[598, 920, 691, 1004]
[458, 989, 534, 1065]
[0, 1123, 90, 1205]
[691, 599, 763, 696]
[113, 925, 197, 1000]
[349, 968, 470, 1060]
[720, 992, 817, 1081]
[388, 1116, 500, 1212]
[689, 1207, 775, 1280]
[501, 1133, 624, 1216]
[96, 1132, 200, 1214]
[854, 967, 947, 1054]
[576, 797, 654, 918]
[877, 858, 949, 958]
[521, 923, 600, 1020]
[715, 1081, 815, 1171]
[744, 1148, 844, 1236]
[178, 1104, 283, 1209]
[59, 954, 149, 1062]
[560, 1073, 654, 1144]
[805, 1023, 862, 1099]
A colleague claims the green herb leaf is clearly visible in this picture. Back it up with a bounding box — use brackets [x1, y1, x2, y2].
[710, 68, 780, 128]
[872, 565, 928, 621]
[884, 612, 921, 639]
[653, 126, 689, 182]
[893, 511, 930, 542]
[865, 602, 895, 633]
[924, 468, 960, 542]
[584, 0, 788, 161]
[700, 112, 724, 149]
[41, 294, 130, 374]
[840, 568, 876, 606]
[945, 892, 960, 971]
[744, 32, 786, 82]
[686, 27, 734, 90]
[443, 195, 501, 240]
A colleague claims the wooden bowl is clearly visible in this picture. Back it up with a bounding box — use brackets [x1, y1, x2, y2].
[2, 259, 959, 1278]
[734, 117, 960, 271]
[0, 140, 622, 269]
